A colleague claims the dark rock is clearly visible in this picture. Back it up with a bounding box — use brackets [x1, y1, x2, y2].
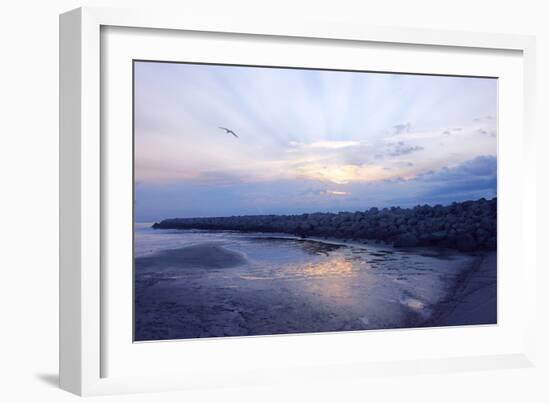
[429, 230, 447, 241]
[484, 237, 497, 250]
[394, 233, 419, 247]
[456, 234, 477, 252]
[153, 198, 497, 253]
[475, 228, 489, 243]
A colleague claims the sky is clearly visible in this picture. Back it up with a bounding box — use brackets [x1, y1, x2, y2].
[134, 61, 497, 222]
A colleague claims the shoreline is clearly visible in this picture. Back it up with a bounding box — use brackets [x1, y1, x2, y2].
[134, 230, 497, 339]
[152, 198, 497, 253]
[146, 227, 474, 258]
[425, 251, 497, 327]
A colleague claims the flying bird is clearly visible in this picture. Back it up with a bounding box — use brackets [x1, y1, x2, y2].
[218, 127, 239, 138]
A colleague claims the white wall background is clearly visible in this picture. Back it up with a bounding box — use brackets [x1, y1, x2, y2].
[0, 0, 547, 401]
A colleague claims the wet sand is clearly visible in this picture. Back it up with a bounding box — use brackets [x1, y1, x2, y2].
[134, 233, 495, 341]
[136, 243, 247, 270]
[426, 252, 497, 326]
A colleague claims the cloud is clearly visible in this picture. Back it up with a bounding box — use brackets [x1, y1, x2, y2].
[477, 128, 496, 137]
[408, 155, 497, 203]
[192, 171, 246, 186]
[384, 141, 424, 157]
[133, 61, 497, 220]
[135, 156, 497, 221]
[423, 155, 495, 179]
[474, 115, 495, 123]
[392, 122, 412, 135]
[294, 163, 392, 184]
[325, 190, 350, 196]
[309, 141, 361, 149]
[289, 140, 361, 150]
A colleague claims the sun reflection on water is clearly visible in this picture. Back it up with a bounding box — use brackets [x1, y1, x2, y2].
[240, 256, 358, 281]
[299, 256, 354, 278]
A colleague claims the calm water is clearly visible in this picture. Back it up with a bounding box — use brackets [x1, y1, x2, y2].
[134, 223, 476, 341]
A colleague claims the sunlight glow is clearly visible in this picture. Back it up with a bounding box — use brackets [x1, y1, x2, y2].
[302, 256, 354, 277]
[133, 61, 497, 220]
[326, 190, 350, 196]
[309, 141, 361, 149]
[296, 163, 393, 184]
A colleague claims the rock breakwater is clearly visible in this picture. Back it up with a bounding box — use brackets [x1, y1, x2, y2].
[152, 198, 496, 252]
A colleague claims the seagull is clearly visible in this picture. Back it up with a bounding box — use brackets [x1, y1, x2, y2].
[218, 126, 239, 138]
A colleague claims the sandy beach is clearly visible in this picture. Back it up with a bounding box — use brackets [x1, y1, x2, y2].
[427, 252, 497, 326]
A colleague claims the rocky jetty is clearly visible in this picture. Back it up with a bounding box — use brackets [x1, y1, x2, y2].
[152, 198, 497, 252]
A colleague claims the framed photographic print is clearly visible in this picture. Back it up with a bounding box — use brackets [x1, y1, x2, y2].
[60, 7, 537, 396]
[133, 60, 498, 341]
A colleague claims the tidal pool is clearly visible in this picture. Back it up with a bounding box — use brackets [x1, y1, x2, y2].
[134, 223, 479, 341]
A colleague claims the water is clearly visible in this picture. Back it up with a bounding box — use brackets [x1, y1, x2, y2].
[134, 223, 476, 341]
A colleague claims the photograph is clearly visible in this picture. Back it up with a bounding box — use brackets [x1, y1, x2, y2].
[133, 60, 498, 342]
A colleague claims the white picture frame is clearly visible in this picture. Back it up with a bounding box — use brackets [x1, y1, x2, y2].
[59, 6, 537, 396]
